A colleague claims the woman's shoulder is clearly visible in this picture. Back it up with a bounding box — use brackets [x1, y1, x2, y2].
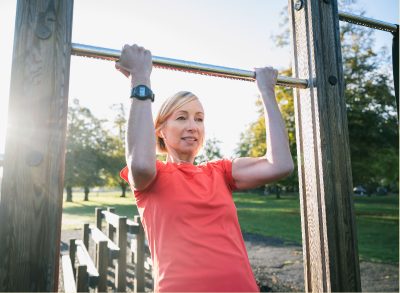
[199, 158, 234, 171]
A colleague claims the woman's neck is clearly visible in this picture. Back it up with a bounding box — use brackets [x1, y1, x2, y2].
[166, 153, 195, 164]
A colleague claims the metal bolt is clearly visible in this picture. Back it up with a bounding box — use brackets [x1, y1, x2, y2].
[328, 75, 338, 85]
[295, 0, 304, 11]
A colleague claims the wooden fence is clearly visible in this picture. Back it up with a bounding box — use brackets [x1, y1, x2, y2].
[61, 208, 153, 292]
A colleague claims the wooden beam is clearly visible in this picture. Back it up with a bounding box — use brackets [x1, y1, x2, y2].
[76, 265, 89, 293]
[134, 216, 146, 293]
[96, 240, 109, 292]
[288, 0, 361, 291]
[89, 225, 120, 259]
[0, 0, 73, 291]
[127, 218, 140, 234]
[105, 207, 116, 241]
[75, 240, 99, 288]
[95, 207, 104, 229]
[61, 255, 77, 293]
[116, 216, 128, 292]
[102, 209, 119, 228]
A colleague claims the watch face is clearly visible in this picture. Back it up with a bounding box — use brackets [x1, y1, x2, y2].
[138, 86, 147, 97]
[131, 85, 154, 101]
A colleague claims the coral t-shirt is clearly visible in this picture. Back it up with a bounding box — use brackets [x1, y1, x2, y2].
[120, 159, 259, 292]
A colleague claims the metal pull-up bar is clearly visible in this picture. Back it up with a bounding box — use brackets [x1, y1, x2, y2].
[71, 43, 309, 89]
[71, 13, 398, 90]
[338, 10, 398, 33]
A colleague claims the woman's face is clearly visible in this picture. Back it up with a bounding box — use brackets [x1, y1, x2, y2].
[160, 99, 205, 159]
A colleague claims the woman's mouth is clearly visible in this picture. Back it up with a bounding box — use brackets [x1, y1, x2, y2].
[181, 137, 197, 142]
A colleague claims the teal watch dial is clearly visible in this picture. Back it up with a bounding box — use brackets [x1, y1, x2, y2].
[130, 85, 155, 102]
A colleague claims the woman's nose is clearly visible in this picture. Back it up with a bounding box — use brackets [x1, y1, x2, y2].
[186, 118, 197, 131]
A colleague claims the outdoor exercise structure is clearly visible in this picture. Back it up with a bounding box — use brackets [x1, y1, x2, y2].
[0, 0, 398, 292]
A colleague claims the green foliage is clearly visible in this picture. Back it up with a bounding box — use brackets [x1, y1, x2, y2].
[65, 99, 109, 201]
[240, 2, 398, 193]
[101, 103, 128, 197]
[195, 137, 223, 164]
[235, 69, 298, 192]
[340, 23, 399, 192]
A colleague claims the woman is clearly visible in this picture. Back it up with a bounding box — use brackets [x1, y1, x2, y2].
[116, 44, 294, 292]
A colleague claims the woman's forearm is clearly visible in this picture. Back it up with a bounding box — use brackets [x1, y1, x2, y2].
[261, 89, 294, 171]
[125, 77, 156, 175]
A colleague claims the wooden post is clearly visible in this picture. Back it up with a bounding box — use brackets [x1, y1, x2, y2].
[76, 264, 88, 292]
[134, 216, 145, 293]
[107, 207, 116, 241]
[288, 0, 361, 291]
[116, 216, 127, 292]
[0, 0, 74, 291]
[69, 239, 77, 278]
[96, 240, 109, 292]
[83, 223, 90, 249]
[95, 208, 103, 230]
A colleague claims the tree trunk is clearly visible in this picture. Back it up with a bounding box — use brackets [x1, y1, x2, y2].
[83, 186, 89, 201]
[275, 185, 281, 199]
[120, 181, 127, 198]
[66, 186, 73, 202]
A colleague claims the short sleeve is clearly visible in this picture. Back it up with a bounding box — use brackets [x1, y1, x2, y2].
[119, 160, 165, 201]
[219, 159, 238, 191]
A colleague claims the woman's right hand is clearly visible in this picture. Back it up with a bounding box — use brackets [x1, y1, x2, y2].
[115, 44, 153, 82]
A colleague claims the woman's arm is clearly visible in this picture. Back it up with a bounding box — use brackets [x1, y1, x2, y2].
[116, 44, 157, 190]
[232, 67, 294, 190]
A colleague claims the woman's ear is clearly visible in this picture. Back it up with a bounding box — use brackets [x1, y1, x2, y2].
[158, 130, 166, 139]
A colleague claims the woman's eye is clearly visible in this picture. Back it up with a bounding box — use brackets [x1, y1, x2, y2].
[196, 118, 204, 122]
[177, 116, 185, 120]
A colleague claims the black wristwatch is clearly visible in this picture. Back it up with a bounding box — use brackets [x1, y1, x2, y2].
[130, 85, 155, 102]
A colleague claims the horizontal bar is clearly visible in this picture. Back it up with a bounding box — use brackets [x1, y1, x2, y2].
[71, 43, 309, 89]
[75, 240, 99, 279]
[101, 210, 122, 227]
[338, 10, 398, 33]
[61, 255, 77, 293]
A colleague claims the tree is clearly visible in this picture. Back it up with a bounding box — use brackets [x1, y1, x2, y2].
[239, 1, 399, 194]
[195, 137, 223, 165]
[64, 99, 108, 201]
[102, 103, 129, 197]
[340, 22, 398, 192]
[235, 69, 298, 197]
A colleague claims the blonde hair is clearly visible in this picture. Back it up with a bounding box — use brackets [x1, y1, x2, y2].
[154, 91, 200, 154]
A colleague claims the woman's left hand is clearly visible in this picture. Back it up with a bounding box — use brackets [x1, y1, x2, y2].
[254, 67, 278, 96]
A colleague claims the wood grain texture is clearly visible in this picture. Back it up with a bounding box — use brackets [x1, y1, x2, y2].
[76, 264, 88, 292]
[288, 0, 361, 291]
[96, 240, 108, 292]
[116, 216, 127, 292]
[0, 0, 73, 291]
[106, 207, 116, 241]
[134, 216, 145, 293]
[61, 255, 77, 293]
[69, 238, 77, 277]
[75, 240, 99, 283]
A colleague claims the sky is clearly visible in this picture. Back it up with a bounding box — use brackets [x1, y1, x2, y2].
[0, 0, 398, 159]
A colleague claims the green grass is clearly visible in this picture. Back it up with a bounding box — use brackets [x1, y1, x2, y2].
[62, 191, 399, 263]
[233, 192, 399, 264]
[62, 191, 139, 230]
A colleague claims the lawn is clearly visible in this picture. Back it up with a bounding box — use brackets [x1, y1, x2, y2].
[62, 191, 399, 263]
[233, 192, 399, 264]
